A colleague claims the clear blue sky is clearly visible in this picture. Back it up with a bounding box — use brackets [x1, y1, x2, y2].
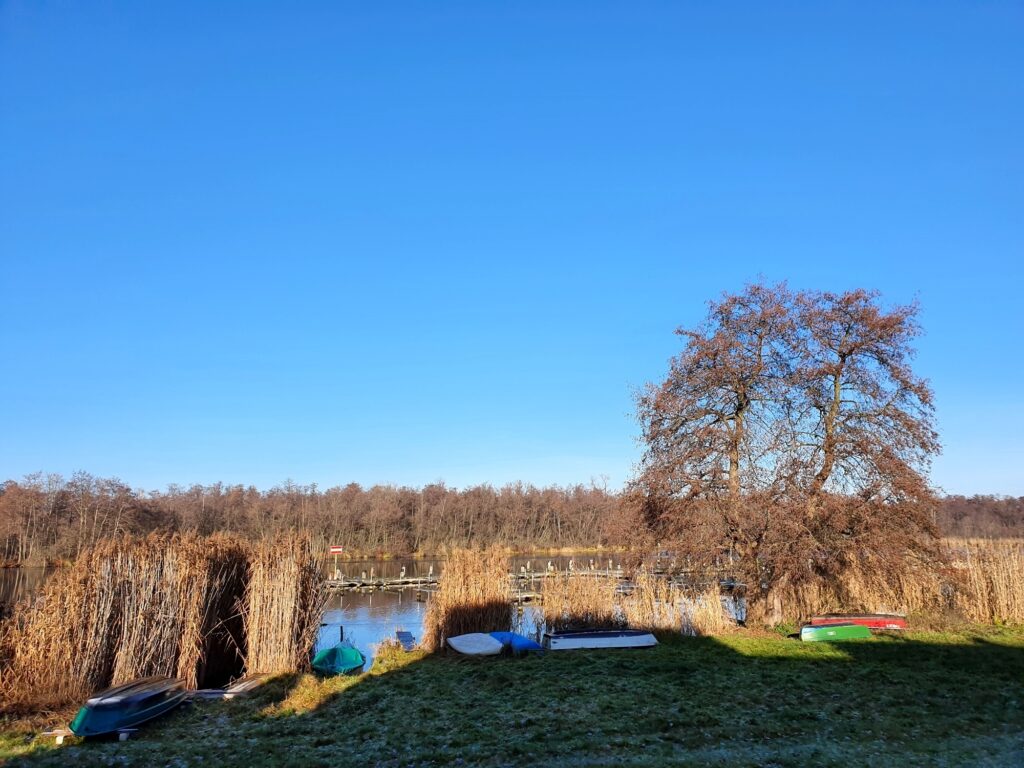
[2, 2, 1022, 495]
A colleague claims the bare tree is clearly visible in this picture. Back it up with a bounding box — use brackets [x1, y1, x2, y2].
[634, 283, 941, 619]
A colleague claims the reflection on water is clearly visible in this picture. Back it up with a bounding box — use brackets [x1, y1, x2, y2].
[0, 567, 50, 613]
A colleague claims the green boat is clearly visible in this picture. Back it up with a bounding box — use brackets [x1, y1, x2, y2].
[312, 642, 365, 676]
[69, 676, 187, 737]
[800, 623, 872, 642]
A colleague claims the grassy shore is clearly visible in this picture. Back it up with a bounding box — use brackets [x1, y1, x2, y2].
[2, 627, 1022, 767]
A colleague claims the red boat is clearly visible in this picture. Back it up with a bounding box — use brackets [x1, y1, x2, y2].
[809, 614, 907, 630]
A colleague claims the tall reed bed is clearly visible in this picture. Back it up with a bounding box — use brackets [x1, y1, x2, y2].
[422, 549, 511, 652]
[542, 574, 623, 632]
[0, 534, 324, 712]
[950, 538, 1024, 624]
[759, 539, 1024, 626]
[541, 569, 730, 636]
[243, 537, 327, 674]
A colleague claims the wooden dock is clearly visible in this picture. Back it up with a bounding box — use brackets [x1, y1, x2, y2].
[324, 561, 743, 596]
[325, 565, 629, 592]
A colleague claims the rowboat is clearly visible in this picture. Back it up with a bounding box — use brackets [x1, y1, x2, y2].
[800, 623, 872, 642]
[542, 629, 658, 651]
[809, 614, 907, 630]
[69, 676, 187, 737]
[312, 642, 365, 676]
[489, 631, 543, 654]
[447, 632, 504, 656]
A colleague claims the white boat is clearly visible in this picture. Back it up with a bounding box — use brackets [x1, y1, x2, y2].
[542, 629, 658, 650]
[447, 632, 504, 656]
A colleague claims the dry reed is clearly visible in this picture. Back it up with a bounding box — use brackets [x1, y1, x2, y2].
[542, 574, 624, 632]
[421, 549, 512, 652]
[242, 536, 327, 674]
[0, 533, 324, 712]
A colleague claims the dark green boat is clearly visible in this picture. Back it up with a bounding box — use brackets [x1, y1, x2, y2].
[800, 623, 872, 642]
[70, 676, 187, 737]
[312, 642, 365, 676]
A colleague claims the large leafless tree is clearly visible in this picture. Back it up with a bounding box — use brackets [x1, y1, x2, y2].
[635, 282, 941, 617]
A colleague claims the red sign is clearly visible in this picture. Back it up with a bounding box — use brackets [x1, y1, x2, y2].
[329, 545, 344, 555]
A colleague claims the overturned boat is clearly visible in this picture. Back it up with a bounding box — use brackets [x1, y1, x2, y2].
[447, 632, 504, 656]
[542, 629, 658, 650]
[800, 623, 872, 642]
[69, 676, 187, 737]
[312, 641, 366, 676]
[809, 614, 907, 630]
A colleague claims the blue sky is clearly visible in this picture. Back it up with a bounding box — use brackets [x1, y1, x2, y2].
[1, 2, 1022, 495]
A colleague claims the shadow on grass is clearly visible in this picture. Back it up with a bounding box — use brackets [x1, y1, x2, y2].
[7, 629, 1024, 767]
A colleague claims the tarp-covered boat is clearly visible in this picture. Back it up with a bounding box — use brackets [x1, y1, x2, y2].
[809, 614, 907, 630]
[312, 642, 366, 676]
[542, 630, 658, 650]
[800, 623, 872, 642]
[489, 631, 544, 654]
[447, 633, 504, 655]
[69, 676, 187, 737]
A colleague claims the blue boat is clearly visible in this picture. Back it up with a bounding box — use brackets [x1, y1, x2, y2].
[489, 631, 544, 654]
[69, 676, 187, 737]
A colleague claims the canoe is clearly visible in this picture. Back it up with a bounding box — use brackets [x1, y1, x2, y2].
[809, 614, 907, 630]
[800, 623, 872, 642]
[447, 632, 504, 656]
[312, 642, 365, 676]
[542, 630, 658, 651]
[489, 631, 544, 654]
[69, 676, 187, 737]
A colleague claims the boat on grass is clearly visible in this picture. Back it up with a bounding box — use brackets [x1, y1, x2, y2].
[489, 631, 543, 654]
[447, 632, 503, 656]
[809, 614, 907, 630]
[312, 641, 365, 676]
[69, 676, 186, 737]
[542, 629, 658, 651]
[800, 623, 872, 642]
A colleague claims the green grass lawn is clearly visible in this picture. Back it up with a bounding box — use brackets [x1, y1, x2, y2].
[3, 628, 1023, 767]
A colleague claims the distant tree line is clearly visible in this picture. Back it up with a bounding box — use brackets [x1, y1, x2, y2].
[0, 472, 635, 565]
[0, 472, 1018, 565]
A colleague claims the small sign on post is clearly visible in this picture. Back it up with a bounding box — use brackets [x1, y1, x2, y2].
[329, 545, 344, 579]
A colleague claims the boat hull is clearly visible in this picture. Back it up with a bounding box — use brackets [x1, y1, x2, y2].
[543, 630, 658, 650]
[800, 623, 872, 642]
[809, 614, 907, 630]
[489, 631, 543, 654]
[447, 633, 504, 655]
[69, 676, 186, 737]
[312, 643, 365, 675]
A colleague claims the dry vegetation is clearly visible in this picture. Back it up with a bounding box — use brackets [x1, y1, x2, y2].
[243, 537, 327, 674]
[0, 534, 325, 713]
[421, 549, 512, 651]
[762, 539, 1024, 627]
